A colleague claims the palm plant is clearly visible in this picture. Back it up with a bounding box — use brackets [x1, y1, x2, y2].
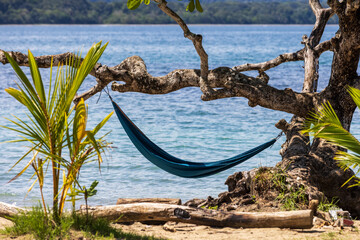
[2, 42, 112, 220]
[302, 86, 360, 187]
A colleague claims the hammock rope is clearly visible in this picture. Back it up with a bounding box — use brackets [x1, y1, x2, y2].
[110, 97, 280, 178]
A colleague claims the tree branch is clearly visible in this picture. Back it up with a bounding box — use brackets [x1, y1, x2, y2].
[1, 49, 315, 117]
[0, 49, 129, 103]
[308, 0, 334, 46]
[155, 0, 213, 98]
[112, 57, 315, 117]
[233, 50, 304, 72]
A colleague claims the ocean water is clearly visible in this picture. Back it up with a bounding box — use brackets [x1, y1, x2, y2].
[0, 25, 346, 207]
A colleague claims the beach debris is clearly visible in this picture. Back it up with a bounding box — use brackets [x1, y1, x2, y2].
[79, 203, 314, 229]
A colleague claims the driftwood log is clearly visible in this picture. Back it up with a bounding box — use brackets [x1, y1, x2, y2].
[116, 198, 181, 205]
[79, 203, 313, 229]
[0, 202, 26, 218]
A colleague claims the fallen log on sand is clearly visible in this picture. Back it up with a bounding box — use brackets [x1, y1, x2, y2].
[79, 203, 313, 229]
[0, 202, 26, 218]
[117, 198, 181, 205]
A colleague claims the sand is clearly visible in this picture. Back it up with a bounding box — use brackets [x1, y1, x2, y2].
[1, 216, 360, 240]
[115, 220, 360, 240]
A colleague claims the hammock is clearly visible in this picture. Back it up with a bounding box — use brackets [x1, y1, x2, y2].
[111, 99, 278, 178]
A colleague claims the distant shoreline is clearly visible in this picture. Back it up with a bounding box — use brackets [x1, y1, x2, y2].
[0, 24, 338, 26]
[0, 1, 337, 25]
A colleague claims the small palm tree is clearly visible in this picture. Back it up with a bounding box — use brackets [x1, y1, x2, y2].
[302, 86, 360, 187]
[2, 42, 112, 221]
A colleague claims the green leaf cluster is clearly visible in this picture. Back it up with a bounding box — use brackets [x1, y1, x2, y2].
[186, 0, 203, 12]
[127, 0, 150, 10]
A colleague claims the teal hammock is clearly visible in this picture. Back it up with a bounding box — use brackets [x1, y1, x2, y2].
[111, 99, 279, 178]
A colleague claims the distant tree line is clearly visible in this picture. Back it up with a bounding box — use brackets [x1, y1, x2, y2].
[0, 0, 338, 24]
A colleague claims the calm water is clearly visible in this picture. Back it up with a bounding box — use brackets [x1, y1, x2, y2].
[0, 25, 347, 207]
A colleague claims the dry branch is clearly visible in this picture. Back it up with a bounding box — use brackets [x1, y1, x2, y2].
[80, 203, 313, 229]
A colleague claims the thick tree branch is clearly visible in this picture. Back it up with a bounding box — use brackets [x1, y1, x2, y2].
[308, 1, 334, 47]
[0, 49, 316, 117]
[309, 0, 323, 13]
[302, 0, 334, 93]
[0, 50, 86, 70]
[155, 0, 213, 98]
[112, 57, 315, 117]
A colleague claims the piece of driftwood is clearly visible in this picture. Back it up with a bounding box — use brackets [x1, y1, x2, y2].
[0, 202, 26, 218]
[79, 203, 313, 229]
[116, 198, 181, 205]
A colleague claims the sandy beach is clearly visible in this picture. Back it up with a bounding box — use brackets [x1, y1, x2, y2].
[1, 216, 360, 240]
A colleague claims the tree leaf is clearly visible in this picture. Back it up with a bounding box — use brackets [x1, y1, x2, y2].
[187, 0, 195, 12]
[5, 88, 26, 105]
[144, 0, 150, 5]
[91, 111, 113, 136]
[85, 131, 102, 166]
[73, 98, 87, 151]
[127, 0, 142, 10]
[348, 86, 360, 110]
[4, 52, 37, 101]
[28, 50, 46, 106]
[195, 0, 203, 12]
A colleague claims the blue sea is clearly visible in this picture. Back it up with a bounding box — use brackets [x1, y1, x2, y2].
[0, 25, 348, 208]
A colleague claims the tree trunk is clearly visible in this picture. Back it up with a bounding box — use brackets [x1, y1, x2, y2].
[276, 7, 360, 217]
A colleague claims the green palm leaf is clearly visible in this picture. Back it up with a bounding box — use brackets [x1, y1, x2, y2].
[2, 42, 110, 217]
[302, 86, 360, 187]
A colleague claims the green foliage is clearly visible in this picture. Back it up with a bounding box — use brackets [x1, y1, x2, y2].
[254, 167, 309, 210]
[3, 205, 166, 240]
[0, 0, 338, 24]
[2, 42, 112, 219]
[68, 180, 99, 213]
[302, 86, 360, 188]
[277, 186, 307, 211]
[318, 198, 339, 212]
[3, 205, 72, 240]
[201, 205, 218, 210]
[127, 0, 142, 10]
[186, 0, 204, 12]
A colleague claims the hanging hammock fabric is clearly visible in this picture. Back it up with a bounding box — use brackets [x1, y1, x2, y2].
[111, 99, 277, 178]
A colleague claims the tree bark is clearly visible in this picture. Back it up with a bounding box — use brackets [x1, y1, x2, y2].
[79, 203, 313, 229]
